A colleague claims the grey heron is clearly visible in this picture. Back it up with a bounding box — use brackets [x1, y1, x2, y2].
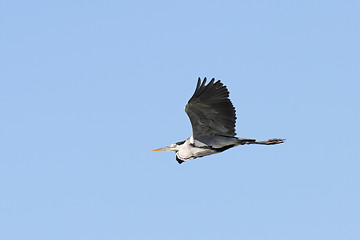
[153, 77, 284, 164]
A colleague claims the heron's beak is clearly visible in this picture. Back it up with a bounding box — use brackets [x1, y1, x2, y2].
[152, 146, 172, 151]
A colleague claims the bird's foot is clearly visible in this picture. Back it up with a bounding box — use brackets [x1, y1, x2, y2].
[266, 138, 285, 145]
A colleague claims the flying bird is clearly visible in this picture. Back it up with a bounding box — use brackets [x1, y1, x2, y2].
[153, 77, 284, 164]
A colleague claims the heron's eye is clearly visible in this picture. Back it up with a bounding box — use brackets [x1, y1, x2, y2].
[170, 144, 177, 148]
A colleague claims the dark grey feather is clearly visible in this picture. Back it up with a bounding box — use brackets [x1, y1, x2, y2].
[185, 77, 237, 138]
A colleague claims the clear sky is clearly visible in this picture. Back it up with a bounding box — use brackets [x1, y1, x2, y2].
[1, 0, 359, 239]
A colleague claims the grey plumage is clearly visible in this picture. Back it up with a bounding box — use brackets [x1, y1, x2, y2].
[153, 77, 284, 164]
[185, 78, 236, 138]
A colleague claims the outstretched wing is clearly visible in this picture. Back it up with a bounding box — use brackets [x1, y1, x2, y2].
[185, 77, 237, 138]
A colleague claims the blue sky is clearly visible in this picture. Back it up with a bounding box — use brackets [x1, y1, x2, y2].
[0, 0, 359, 239]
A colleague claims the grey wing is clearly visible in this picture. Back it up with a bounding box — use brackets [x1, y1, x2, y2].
[185, 77, 237, 138]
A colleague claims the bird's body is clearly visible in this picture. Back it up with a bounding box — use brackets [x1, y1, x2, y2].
[153, 78, 284, 164]
[173, 135, 238, 163]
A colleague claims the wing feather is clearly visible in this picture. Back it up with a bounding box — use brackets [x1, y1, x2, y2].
[185, 77, 237, 138]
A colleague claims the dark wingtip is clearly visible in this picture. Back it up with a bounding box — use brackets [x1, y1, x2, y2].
[202, 77, 207, 85]
[197, 77, 202, 89]
[208, 78, 215, 85]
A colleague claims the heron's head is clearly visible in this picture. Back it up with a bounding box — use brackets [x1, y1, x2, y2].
[152, 143, 178, 152]
[152, 140, 185, 152]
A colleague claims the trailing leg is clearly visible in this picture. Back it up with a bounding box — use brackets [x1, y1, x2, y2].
[253, 138, 285, 145]
[237, 138, 284, 145]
